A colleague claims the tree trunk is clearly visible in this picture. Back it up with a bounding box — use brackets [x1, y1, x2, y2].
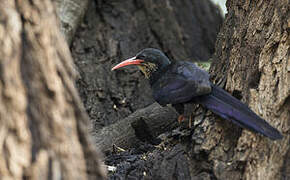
[0, 0, 105, 179]
[204, 0, 289, 179]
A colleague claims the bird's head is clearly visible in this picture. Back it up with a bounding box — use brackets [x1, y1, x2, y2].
[111, 48, 171, 78]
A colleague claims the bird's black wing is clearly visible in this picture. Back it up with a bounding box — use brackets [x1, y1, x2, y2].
[152, 61, 211, 106]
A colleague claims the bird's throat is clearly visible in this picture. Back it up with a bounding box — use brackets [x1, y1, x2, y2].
[137, 63, 158, 79]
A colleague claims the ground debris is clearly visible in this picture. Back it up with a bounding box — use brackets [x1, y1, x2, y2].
[104, 130, 213, 180]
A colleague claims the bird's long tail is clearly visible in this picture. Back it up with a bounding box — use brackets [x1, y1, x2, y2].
[195, 84, 283, 140]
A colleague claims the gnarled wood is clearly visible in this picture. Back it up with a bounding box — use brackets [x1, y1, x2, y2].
[94, 103, 178, 153]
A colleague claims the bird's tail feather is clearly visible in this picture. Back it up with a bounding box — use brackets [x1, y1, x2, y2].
[195, 84, 283, 140]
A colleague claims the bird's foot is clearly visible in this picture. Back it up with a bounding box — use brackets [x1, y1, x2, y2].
[178, 115, 184, 124]
[178, 114, 192, 128]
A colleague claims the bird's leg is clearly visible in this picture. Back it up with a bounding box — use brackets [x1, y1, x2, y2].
[189, 113, 192, 128]
[183, 103, 195, 128]
[172, 104, 185, 124]
[173, 103, 195, 127]
[178, 115, 184, 124]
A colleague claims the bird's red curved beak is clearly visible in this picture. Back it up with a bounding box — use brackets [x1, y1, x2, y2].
[111, 57, 144, 71]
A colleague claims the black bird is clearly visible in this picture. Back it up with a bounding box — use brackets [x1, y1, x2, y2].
[112, 48, 283, 140]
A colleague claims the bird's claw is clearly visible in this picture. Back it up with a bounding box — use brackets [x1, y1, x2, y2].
[178, 114, 192, 128]
[178, 115, 184, 124]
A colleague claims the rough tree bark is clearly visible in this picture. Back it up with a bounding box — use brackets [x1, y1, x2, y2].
[203, 0, 289, 179]
[55, 0, 89, 44]
[0, 0, 105, 179]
